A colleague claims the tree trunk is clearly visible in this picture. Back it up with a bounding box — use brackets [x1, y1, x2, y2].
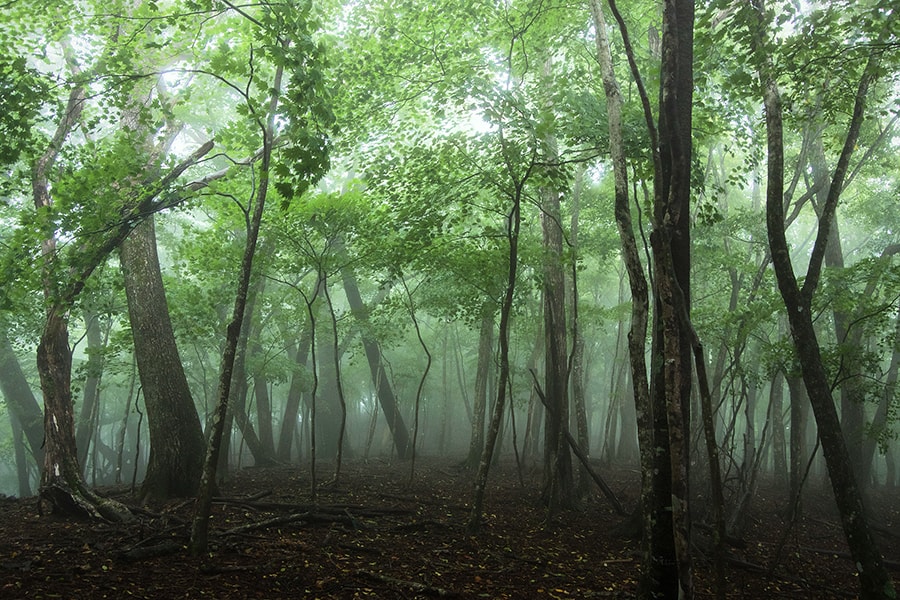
[464, 304, 494, 469]
[861, 304, 900, 486]
[568, 171, 590, 497]
[277, 331, 310, 462]
[770, 369, 788, 487]
[342, 269, 412, 458]
[468, 172, 522, 533]
[589, 0, 656, 591]
[0, 329, 44, 465]
[253, 376, 276, 457]
[10, 412, 33, 496]
[754, 6, 895, 593]
[190, 59, 283, 554]
[75, 310, 104, 470]
[809, 133, 870, 485]
[121, 216, 207, 501]
[786, 373, 809, 515]
[651, 1, 695, 595]
[538, 58, 574, 513]
[38, 308, 132, 521]
[323, 275, 348, 480]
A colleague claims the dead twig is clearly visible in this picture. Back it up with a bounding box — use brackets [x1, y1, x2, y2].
[356, 569, 460, 597]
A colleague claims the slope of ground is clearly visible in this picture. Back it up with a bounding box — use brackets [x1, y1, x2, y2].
[0, 457, 897, 598]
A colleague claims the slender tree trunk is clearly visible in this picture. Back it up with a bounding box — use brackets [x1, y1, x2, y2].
[342, 269, 412, 458]
[10, 412, 32, 496]
[810, 133, 869, 485]
[464, 304, 494, 469]
[0, 329, 44, 465]
[753, 5, 895, 593]
[277, 331, 310, 462]
[323, 275, 348, 482]
[248, 312, 276, 460]
[314, 306, 344, 460]
[227, 275, 277, 466]
[190, 60, 283, 555]
[589, 0, 657, 589]
[75, 310, 104, 470]
[468, 176, 522, 534]
[569, 168, 590, 497]
[786, 373, 808, 516]
[770, 369, 788, 487]
[861, 305, 900, 484]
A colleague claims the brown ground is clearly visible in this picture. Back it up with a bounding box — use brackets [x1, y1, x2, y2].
[0, 457, 897, 599]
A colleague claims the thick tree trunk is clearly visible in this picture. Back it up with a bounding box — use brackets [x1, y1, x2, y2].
[541, 191, 575, 511]
[652, 1, 695, 595]
[38, 309, 132, 521]
[538, 57, 574, 512]
[121, 216, 206, 501]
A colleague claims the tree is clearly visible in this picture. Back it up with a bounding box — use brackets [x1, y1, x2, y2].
[602, 0, 696, 594]
[748, 0, 896, 596]
[0, 328, 43, 468]
[120, 216, 206, 501]
[190, 0, 334, 553]
[538, 57, 576, 513]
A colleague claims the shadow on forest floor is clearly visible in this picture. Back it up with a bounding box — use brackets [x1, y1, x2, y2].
[0, 456, 897, 598]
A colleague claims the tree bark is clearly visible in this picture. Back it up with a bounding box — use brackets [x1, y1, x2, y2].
[770, 368, 788, 487]
[37, 309, 132, 521]
[652, 2, 695, 596]
[121, 216, 206, 501]
[861, 304, 900, 485]
[809, 132, 869, 484]
[538, 57, 575, 513]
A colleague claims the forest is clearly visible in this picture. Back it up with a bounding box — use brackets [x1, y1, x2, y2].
[0, 0, 899, 598]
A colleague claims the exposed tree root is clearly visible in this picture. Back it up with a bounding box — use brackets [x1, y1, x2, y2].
[40, 482, 133, 523]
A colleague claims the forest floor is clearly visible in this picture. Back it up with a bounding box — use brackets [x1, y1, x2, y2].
[0, 456, 898, 599]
